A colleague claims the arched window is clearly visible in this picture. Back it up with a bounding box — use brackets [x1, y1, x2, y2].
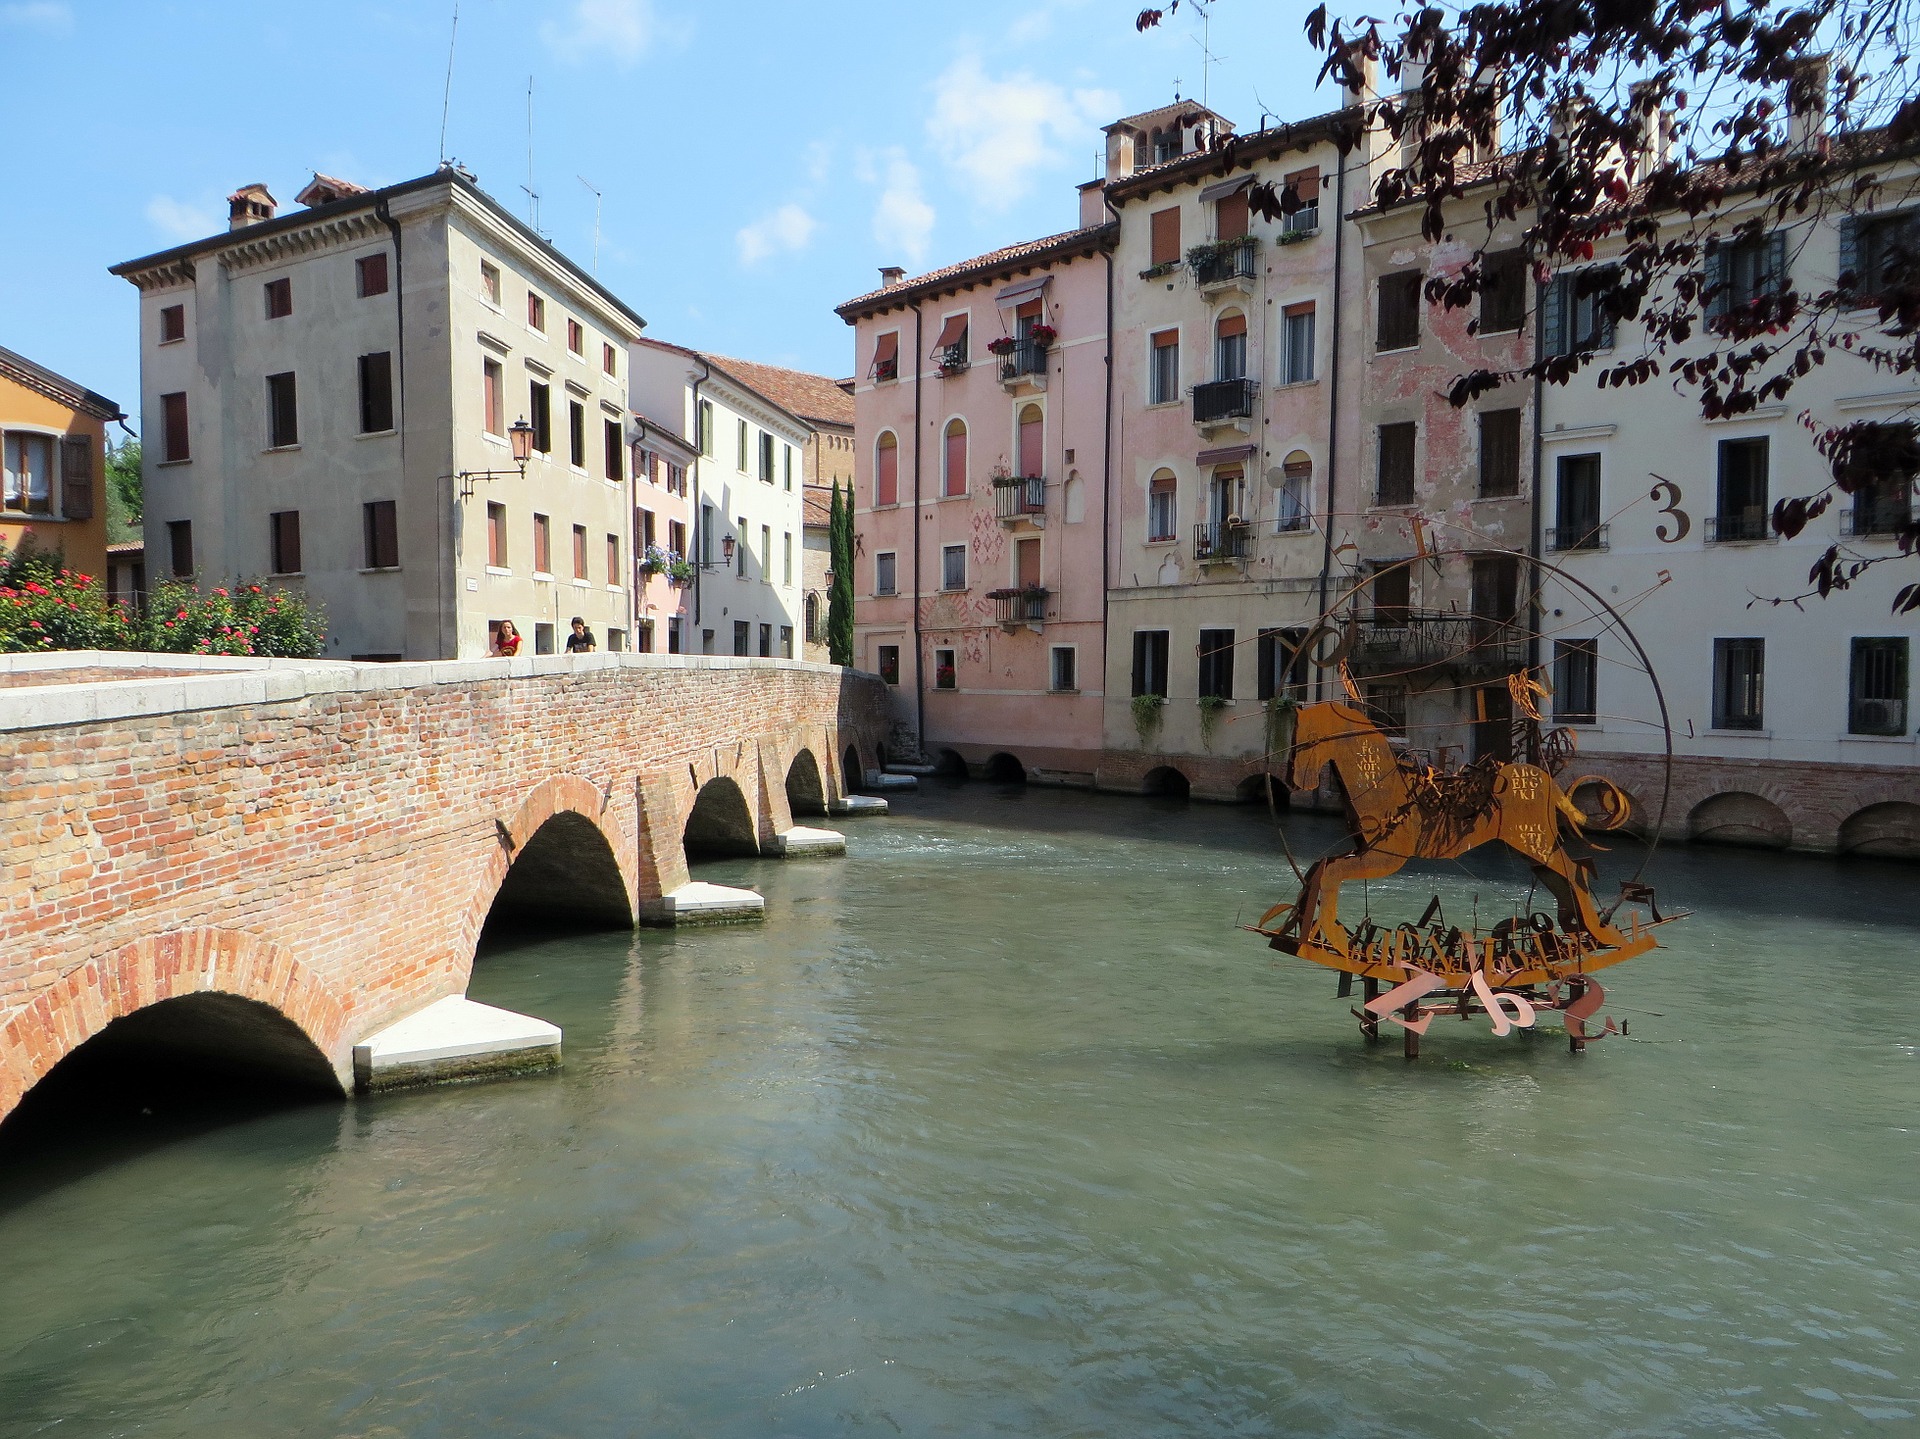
[1148, 469, 1177, 541]
[804, 591, 822, 642]
[1279, 450, 1313, 531]
[1215, 311, 1247, 380]
[943, 418, 968, 498]
[875, 431, 898, 507]
[1017, 404, 1043, 479]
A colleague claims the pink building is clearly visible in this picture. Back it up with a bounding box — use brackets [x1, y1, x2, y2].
[836, 227, 1115, 781]
[629, 414, 696, 652]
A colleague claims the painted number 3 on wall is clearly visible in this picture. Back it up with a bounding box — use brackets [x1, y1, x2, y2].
[1649, 479, 1690, 543]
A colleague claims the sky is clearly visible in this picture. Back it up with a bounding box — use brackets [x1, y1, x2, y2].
[1, 0, 1331, 437]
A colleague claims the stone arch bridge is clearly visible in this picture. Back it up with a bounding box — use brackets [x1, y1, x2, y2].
[0, 653, 891, 1127]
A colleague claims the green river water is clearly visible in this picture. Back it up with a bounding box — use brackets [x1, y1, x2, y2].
[1, 783, 1916, 1437]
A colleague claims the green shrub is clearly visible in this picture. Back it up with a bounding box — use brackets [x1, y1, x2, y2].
[141, 580, 327, 658]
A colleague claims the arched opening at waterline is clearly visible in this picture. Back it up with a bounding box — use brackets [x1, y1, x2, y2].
[843, 745, 864, 792]
[1142, 765, 1191, 800]
[983, 752, 1026, 784]
[933, 748, 969, 780]
[1838, 801, 1920, 860]
[485, 810, 634, 938]
[684, 776, 760, 859]
[1688, 791, 1791, 850]
[1236, 772, 1288, 808]
[786, 750, 827, 817]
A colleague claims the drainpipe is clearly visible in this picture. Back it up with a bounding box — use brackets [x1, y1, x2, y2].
[910, 299, 926, 755]
[1527, 291, 1546, 677]
[373, 196, 422, 654]
[690, 356, 711, 637]
[1101, 196, 1119, 721]
[1312, 145, 1350, 702]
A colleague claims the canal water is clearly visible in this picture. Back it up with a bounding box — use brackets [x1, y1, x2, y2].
[2, 784, 1916, 1436]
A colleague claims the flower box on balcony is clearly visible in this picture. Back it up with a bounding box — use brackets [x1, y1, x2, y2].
[985, 336, 1018, 356]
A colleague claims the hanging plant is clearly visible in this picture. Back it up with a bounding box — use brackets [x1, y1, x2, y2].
[986, 335, 1018, 356]
[1131, 692, 1166, 743]
[1264, 693, 1300, 759]
[1198, 694, 1230, 750]
[1027, 323, 1057, 347]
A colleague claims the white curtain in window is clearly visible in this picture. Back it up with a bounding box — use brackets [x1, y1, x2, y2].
[4, 433, 53, 511]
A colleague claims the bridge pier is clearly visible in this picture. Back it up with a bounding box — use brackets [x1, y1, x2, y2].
[766, 825, 847, 857]
[352, 995, 562, 1093]
[832, 795, 889, 816]
[638, 881, 767, 925]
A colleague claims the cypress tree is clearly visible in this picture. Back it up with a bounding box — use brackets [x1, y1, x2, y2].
[828, 481, 855, 666]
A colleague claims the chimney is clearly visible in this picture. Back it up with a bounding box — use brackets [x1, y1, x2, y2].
[879, 266, 906, 288]
[227, 182, 277, 231]
[1629, 81, 1675, 176]
[1787, 54, 1831, 153]
[1340, 47, 1376, 108]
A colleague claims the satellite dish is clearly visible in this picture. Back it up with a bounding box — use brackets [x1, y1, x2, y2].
[1263, 465, 1287, 489]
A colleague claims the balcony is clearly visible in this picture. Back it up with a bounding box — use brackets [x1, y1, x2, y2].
[1193, 520, 1251, 564]
[1192, 238, 1259, 290]
[1841, 500, 1914, 538]
[1351, 611, 1528, 677]
[1705, 512, 1773, 543]
[1193, 377, 1259, 426]
[1545, 523, 1609, 552]
[988, 586, 1049, 628]
[997, 338, 1049, 389]
[993, 475, 1046, 523]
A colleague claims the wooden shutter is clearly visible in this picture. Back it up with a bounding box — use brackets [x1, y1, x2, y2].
[1763, 231, 1787, 300]
[1216, 190, 1249, 242]
[1378, 271, 1420, 350]
[1016, 537, 1040, 588]
[1705, 245, 1730, 320]
[1216, 312, 1247, 338]
[1837, 216, 1859, 288]
[1378, 422, 1416, 504]
[60, 437, 94, 519]
[162, 391, 190, 462]
[876, 435, 898, 505]
[1150, 207, 1181, 266]
[1594, 267, 1618, 349]
[1542, 276, 1567, 357]
[944, 422, 967, 496]
[1018, 408, 1043, 477]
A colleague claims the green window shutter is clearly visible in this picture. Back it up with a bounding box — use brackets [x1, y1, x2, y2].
[1705, 244, 1729, 320]
[1764, 232, 1787, 300]
[1542, 275, 1566, 357]
[1595, 268, 1617, 350]
[1837, 216, 1859, 290]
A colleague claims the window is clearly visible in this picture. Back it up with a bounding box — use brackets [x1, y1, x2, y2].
[527, 291, 546, 331]
[167, 519, 194, 578]
[1371, 564, 1411, 626]
[357, 253, 389, 298]
[1051, 645, 1077, 691]
[573, 524, 589, 580]
[736, 419, 749, 471]
[697, 399, 714, 456]
[1849, 637, 1910, 735]
[264, 278, 292, 319]
[487, 503, 508, 568]
[364, 500, 399, 569]
[359, 352, 394, 433]
[941, 543, 967, 591]
[2, 433, 51, 514]
[701, 504, 716, 564]
[1366, 684, 1408, 737]
[943, 419, 968, 497]
[1706, 232, 1786, 325]
[1376, 422, 1416, 505]
[1480, 249, 1527, 334]
[1282, 303, 1315, 384]
[878, 644, 901, 684]
[1842, 208, 1920, 302]
[1214, 312, 1247, 380]
[737, 517, 749, 576]
[480, 260, 501, 305]
[1713, 638, 1765, 730]
[872, 332, 900, 383]
[1470, 554, 1520, 633]
[875, 551, 897, 595]
[1555, 453, 1604, 549]
[1018, 404, 1044, 477]
[760, 525, 771, 582]
[266, 371, 298, 448]
[1257, 628, 1310, 701]
[759, 430, 775, 483]
[667, 618, 682, 654]
[569, 400, 586, 467]
[734, 621, 751, 656]
[934, 311, 969, 369]
[607, 533, 621, 586]
[780, 625, 793, 659]
[805, 592, 822, 642]
[875, 432, 899, 506]
[669, 519, 686, 558]
[567, 318, 584, 355]
[1149, 330, 1180, 403]
[161, 391, 190, 462]
[525, 381, 551, 454]
[1148, 471, 1177, 541]
[1278, 453, 1312, 530]
[1198, 629, 1235, 700]
[1282, 167, 1320, 233]
[1149, 207, 1181, 267]
[533, 513, 552, 574]
[639, 508, 657, 553]
[1479, 409, 1522, 498]
[784, 446, 793, 491]
[1216, 187, 1249, 242]
[483, 359, 504, 436]
[1542, 267, 1619, 356]
[1554, 639, 1598, 724]
[608, 628, 626, 653]
[1131, 630, 1170, 697]
[1714, 437, 1770, 542]
[268, 511, 303, 575]
[603, 342, 617, 376]
[604, 419, 624, 481]
[934, 647, 957, 689]
[783, 531, 793, 586]
[1377, 271, 1421, 351]
[159, 304, 186, 343]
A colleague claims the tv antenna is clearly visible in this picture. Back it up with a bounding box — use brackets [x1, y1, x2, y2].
[1191, 0, 1224, 113]
[578, 175, 603, 275]
[437, 3, 459, 163]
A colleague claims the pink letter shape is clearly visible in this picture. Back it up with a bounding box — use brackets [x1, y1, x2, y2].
[1365, 969, 1444, 1034]
[1471, 971, 1538, 1036]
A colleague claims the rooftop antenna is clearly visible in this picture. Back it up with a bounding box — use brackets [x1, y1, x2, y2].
[1191, 0, 1224, 113]
[578, 175, 602, 275]
[521, 76, 545, 238]
[437, 3, 459, 163]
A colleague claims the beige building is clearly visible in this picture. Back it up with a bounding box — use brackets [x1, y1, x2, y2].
[112, 168, 646, 659]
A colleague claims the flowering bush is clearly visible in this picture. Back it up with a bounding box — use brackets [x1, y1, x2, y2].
[639, 543, 695, 586]
[0, 563, 134, 652]
[1028, 323, 1057, 346]
[985, 335, 1018, 356]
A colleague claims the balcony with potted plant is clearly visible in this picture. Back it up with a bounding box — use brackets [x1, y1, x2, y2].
[1187, 238, 1259, 293]
[992, 327, 1051, 390]
[990, 464, 1047, 525]
[987, 584, 1050, 629]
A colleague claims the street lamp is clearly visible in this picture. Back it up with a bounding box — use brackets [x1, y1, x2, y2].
[457, 417, 537, 498]
[721, 534, 736, 563]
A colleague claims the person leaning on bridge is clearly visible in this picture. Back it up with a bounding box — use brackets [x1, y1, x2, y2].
[490, 620, 522, 657]
[565, 617, 597, 654]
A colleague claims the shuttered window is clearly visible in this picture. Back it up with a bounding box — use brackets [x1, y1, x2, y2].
[266, 372, 298, 448]
[1543, 268, 1618, 356]
[1480, 249, 1527, 334]
[360, 352, 395, 434]
[943, 419, 967, 497]
[269, 509, 302, 575]
[1706, 232, 1787, 324]
[527, 379, 550, 453]
[1376, 422, 1416, 505]
[1132, 630, 1170, 697]
[1377, 271, 1422, 351]
[875, 433, 899, 506]
[533, 513, 552, 574]
[1478, 408, 1522, 497]
[1198, 628, 1235, 700]
[60, 436, 94, 520]
[364, 500, 399, 569]
[159, 305, 186, 343]
[161, 391, 190, 462]
[872, 331, 900, 382]
[1150, 207, 1181, 267]
[264, 278, 292, 319]
[1840, 209, 1920, 300]
[1216, 190, 1249, 242]
[605, 419, 624, 481]
[356, 253, 389, 298]
[1150, 330, 1180, 403]
[1017, 405, 1044, 477]
[483, 359, 504, 436]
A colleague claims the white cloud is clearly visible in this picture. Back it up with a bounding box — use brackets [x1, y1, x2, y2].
[145, 195, 219, 242]
[541, 0, 659, 66]
[871, 151, 935, 265]
[927, 55, 1118, 210]
[736, 203, 818, 266]
[1, 2, 73, 33]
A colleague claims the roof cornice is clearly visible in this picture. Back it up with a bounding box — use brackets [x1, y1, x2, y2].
[835, 222, 1117, 324]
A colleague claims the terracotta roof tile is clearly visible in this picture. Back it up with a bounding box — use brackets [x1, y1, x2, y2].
[802, 483, 835, 528]
[836, 223, 1117, 319]
[698, 355, 854, 428]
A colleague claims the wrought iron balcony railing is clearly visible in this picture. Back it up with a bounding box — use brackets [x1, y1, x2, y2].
[1705, 511, 1773, 543]
[1841, 501, 1914, 537]
[1351, 610, 1528, 675]
[1545, 523, 1609, 552]
[993, 475, 1046, 520]
[1193, 377, 1259, 424]
[998, 339, 1048, 382]
[1193, 520, 1251, 562]
[988, 586, 1049, 626]
[1193, 238, 1259, 287]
